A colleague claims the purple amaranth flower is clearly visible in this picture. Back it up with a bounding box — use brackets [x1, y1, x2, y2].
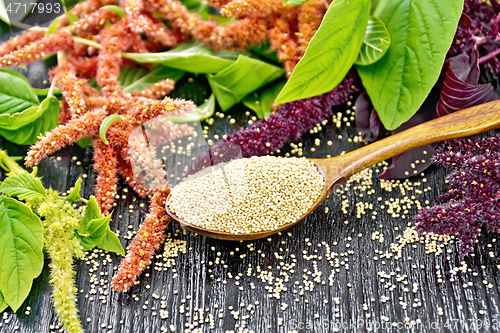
[186, 72, 358, 175]
[449, 1, 500, 75]
[414, 135, 500, 255]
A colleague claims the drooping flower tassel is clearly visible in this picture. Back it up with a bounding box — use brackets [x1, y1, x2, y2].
[0, 30, 74, 67]
[38, 193, 84, 333]
[93, 139, 119, 215]
[111, 188, 170, 291]
[25, 108, 108, 167]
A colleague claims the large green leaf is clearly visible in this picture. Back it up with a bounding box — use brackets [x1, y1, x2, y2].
[0, 96, 60, 145]
[0, 69, 38, 116]
[276, 0, 370, 104]
[208, 55, 284, 111]
[123, 40, 238, 74]
[0, 172, 47, 200]
[355, 16, 390, 66]
[243, 80, 286, 119]
[0, 197, 44, 312]
[357, 0, 463, 130]
[119, 66, 185, 94]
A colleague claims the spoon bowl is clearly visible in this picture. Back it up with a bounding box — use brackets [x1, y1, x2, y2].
[166, 99, 500, 240]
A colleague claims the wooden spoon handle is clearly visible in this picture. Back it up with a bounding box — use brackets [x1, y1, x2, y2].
[332, 99, 500, 180]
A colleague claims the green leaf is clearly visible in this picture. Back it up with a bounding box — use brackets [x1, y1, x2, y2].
[80, 196, 102, 230]
[243, 80, 285, 119]
[100, 114, 122, 145]
[66, 177, 82, 202]
[285, 0, 309, 5]
[0, 172, 47, 200]
[0, 0, 10, 25]
[0, 95, 59, 131]
[357, 0, 463, 130]
[0, 197, 44, 312]
[76, 136, 93, 148]
[179, 0, 201, 9]
[122, 40, 237, 74]
[98, 230, 124, 256]
[167, 93, 215, 122]
[119, 66, 185, 94]
[193, 0, 210, 20]
[46, 17, 60, 34]
[276, 0, 370, 104]
[64, 7, 79, 25]
[0, 291, 8, 312]
[100, 5, 125, 17]
[0, 96, 60, 145]
[250, 43, 279, 63]
[77, 215, 110, 251]
[0, 69, 38, 116]
[355, 15, 390, 66]
[32, 87, 62, 98]
[208, 55, 284, 111]
[78, 196, 119, 252]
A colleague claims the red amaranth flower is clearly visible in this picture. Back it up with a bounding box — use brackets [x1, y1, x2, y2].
[97, 20, 131, 97]
[93, 139, 118, 214]
[111, 188, 170, 291]
[25, 108, 108, 167]
[149, 0, 268, 50]
[0, 30, 74, 67]
[57, 0, 117, 28]
[0, 30, 45, 57]
[220, 0, 285, 18]
[131, 79, 175, 99]
[269, 8, 300, 77]
[128, 15, 178, 47]
[53, 62, 88, 118]
[71, 9, 121, 36]
[297, 0, 327, 53]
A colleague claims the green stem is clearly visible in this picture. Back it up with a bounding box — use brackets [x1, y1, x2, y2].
[73, 37, 102, 50]
[0, 149, 27, 176]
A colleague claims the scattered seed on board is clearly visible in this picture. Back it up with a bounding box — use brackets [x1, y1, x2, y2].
[166, 156, 324, 234]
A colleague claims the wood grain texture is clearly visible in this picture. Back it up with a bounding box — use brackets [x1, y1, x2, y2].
[1, 104, 500, 333]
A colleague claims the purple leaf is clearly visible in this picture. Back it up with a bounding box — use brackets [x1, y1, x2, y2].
[379, 106, 436, 180]
[437, 50, 499, 117]
[354, 91, 384, 143]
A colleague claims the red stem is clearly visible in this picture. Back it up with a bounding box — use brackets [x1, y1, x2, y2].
[494, 12, 500, 38]
[478, 47, 500, 64]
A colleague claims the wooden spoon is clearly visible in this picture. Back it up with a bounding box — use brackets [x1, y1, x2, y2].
[166, 100, 500, 240]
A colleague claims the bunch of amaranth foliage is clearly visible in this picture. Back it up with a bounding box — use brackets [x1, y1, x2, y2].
[415, 135, 500, 255]
[0, 0, 338, 291]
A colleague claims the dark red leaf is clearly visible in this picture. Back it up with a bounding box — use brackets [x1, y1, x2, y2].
[437, 50, 499, 117]
[354, 91, 384, 143]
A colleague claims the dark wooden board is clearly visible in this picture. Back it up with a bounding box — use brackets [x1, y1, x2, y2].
[1, 33, 500, 333]
[2, 104, 500, 333]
